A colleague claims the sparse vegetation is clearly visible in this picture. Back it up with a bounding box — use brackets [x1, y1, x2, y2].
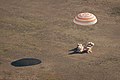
[0, 0, 120, 80]
[111, 7, 120, 16]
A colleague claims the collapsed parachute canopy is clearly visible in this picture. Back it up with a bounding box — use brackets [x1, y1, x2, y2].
[73, 12, 97, 26]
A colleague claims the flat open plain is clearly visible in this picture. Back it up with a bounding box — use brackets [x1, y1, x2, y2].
[0, 0, 120, 80]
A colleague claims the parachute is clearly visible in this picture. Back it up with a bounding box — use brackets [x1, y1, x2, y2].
[73, 12, 97, 26]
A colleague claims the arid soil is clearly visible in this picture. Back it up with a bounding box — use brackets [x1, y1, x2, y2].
[0, 0, 120, 80]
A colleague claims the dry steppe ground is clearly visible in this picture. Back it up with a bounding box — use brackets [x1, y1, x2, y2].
[0, 0, 120, 80]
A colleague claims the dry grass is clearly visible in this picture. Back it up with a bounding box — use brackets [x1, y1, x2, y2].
[0, 0, 120, 80]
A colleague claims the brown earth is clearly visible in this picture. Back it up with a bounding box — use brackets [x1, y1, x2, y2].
[0, 0, 120, 80]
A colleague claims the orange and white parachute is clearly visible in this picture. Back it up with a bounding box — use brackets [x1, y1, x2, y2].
[73, 12, 97, 26]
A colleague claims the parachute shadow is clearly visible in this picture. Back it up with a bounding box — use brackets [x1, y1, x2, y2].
[11, 58, 41, 67]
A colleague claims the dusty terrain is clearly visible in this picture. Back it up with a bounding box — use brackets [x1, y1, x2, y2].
[0, 0, 120, 80]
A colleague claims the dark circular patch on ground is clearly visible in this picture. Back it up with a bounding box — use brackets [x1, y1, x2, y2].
[11, 58, 41, 67]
